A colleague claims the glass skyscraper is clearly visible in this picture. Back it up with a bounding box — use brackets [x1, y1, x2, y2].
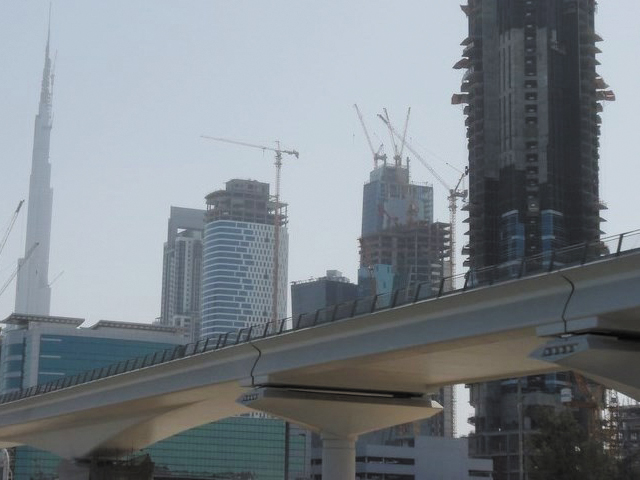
[201, 180, 288, 338]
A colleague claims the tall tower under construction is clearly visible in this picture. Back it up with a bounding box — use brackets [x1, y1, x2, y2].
[15, 29, 56, 316]
[358, 158, 454, 439]
[453, 1, 614, 478]
[358, 161, 451, 299]
[453, 0, 613, 272]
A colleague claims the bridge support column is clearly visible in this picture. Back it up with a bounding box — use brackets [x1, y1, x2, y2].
[239, 386, 441, 478]
[321, 434, 356, 480]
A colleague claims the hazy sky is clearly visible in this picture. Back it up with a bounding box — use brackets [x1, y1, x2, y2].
[1, 1, 638, 324]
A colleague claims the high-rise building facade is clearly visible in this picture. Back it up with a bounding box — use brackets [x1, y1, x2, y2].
[357, 159, 455, 442]
[15, 31, 55, 316]
[159, 207, 205, 342]
[454, 0, 612, 271]
[200, 179, 288, 339]
[454, 2, 613, 478]
[291, 270, 358, 320]
[358, 161, 451, 301]
[361, 164, 433, 237]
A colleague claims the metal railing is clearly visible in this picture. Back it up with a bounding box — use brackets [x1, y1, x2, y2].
[1, 229, 639, 406]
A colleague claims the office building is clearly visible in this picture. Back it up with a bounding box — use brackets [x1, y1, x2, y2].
[0, 313, 303, 479]
[14, 29, 55, 316]
[453, 1, 613, 478]
[310, 436, 493, 479]
[0, 314, 183, 478]
[291, 270, 358, 319]
[159, 207, 205, 342]
[200, 179, 288, 339]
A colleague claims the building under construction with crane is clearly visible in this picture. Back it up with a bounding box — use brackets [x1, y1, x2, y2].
[199, 179, 288, 339]
[354, 106, 452, 300]
[452, 1, 616, 478]
[355, 107, 455, 440]
[358, 160, 451, 298]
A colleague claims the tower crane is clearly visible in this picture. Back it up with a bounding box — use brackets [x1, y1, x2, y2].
[201, 135, 299, 323]
[377, 114, 468, 280]
[0, 200, 25, 259]
[353, 104, 387, 167]
[380, 108, 411, 167]
[0, 242, 39, 300]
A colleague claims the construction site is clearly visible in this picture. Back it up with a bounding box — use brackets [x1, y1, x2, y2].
[353, 105, 466, 299]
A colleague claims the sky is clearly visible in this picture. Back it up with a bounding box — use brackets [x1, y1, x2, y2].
[0, 1, 639, 434]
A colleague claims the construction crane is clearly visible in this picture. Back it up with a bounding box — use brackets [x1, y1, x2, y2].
[380, 108, 411, 167]
[48, 270, 64, 288]
[377, 114, 468, 280]
[0, 200, 24, 259]
[201, 135, 299, 323]
[0, 242, 38, 300]
[353, 104, 387, 167]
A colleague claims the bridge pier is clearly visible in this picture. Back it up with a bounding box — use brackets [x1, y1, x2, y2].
[238, 386, 441, 479]
[320, 434, 356, 480]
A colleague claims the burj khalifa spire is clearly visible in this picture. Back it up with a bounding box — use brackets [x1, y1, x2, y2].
[14, 21, 55, 315]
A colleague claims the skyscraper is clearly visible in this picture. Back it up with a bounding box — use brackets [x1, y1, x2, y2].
[200, 179, 288, 339]
[358, 160, 450, 300]
[358, 159, 455, 440]
[15, 29, 55, 316]
[159, 206, 205, 342]
[453, 2, 613, 478]
[453, 0, 613, 272]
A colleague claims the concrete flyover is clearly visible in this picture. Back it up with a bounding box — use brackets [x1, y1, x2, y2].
[0, 243, 640, 478]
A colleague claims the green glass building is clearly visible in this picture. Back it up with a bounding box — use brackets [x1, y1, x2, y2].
[0, 314, 304, 479]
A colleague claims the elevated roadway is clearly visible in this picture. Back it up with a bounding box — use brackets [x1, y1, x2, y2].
[1, 245, 640, 478]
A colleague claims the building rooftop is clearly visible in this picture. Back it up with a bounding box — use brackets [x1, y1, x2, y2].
[1, 314, 181, 335]
[2, 313, 84, 328]
[89, 320, 180, 334]
[291, 270, 354, 286]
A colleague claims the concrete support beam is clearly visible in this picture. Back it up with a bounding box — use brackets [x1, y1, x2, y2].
[238, 386, 441, 478]
[531, 334, 640, 401]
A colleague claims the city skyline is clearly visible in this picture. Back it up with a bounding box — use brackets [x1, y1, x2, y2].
[0, 1, 637, 329]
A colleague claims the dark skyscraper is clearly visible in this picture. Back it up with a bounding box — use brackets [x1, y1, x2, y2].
[454, 0, 613, 271]
[15, 28, 55, 316]
[454, 2, 614, 479]
[291, 270, 358, 320]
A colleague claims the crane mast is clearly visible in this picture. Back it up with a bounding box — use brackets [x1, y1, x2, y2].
[201, 135, 298, 323]
[353, 104, 386, 167]
[0, 200, 25, 260]
[0, 242, 39, 300]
